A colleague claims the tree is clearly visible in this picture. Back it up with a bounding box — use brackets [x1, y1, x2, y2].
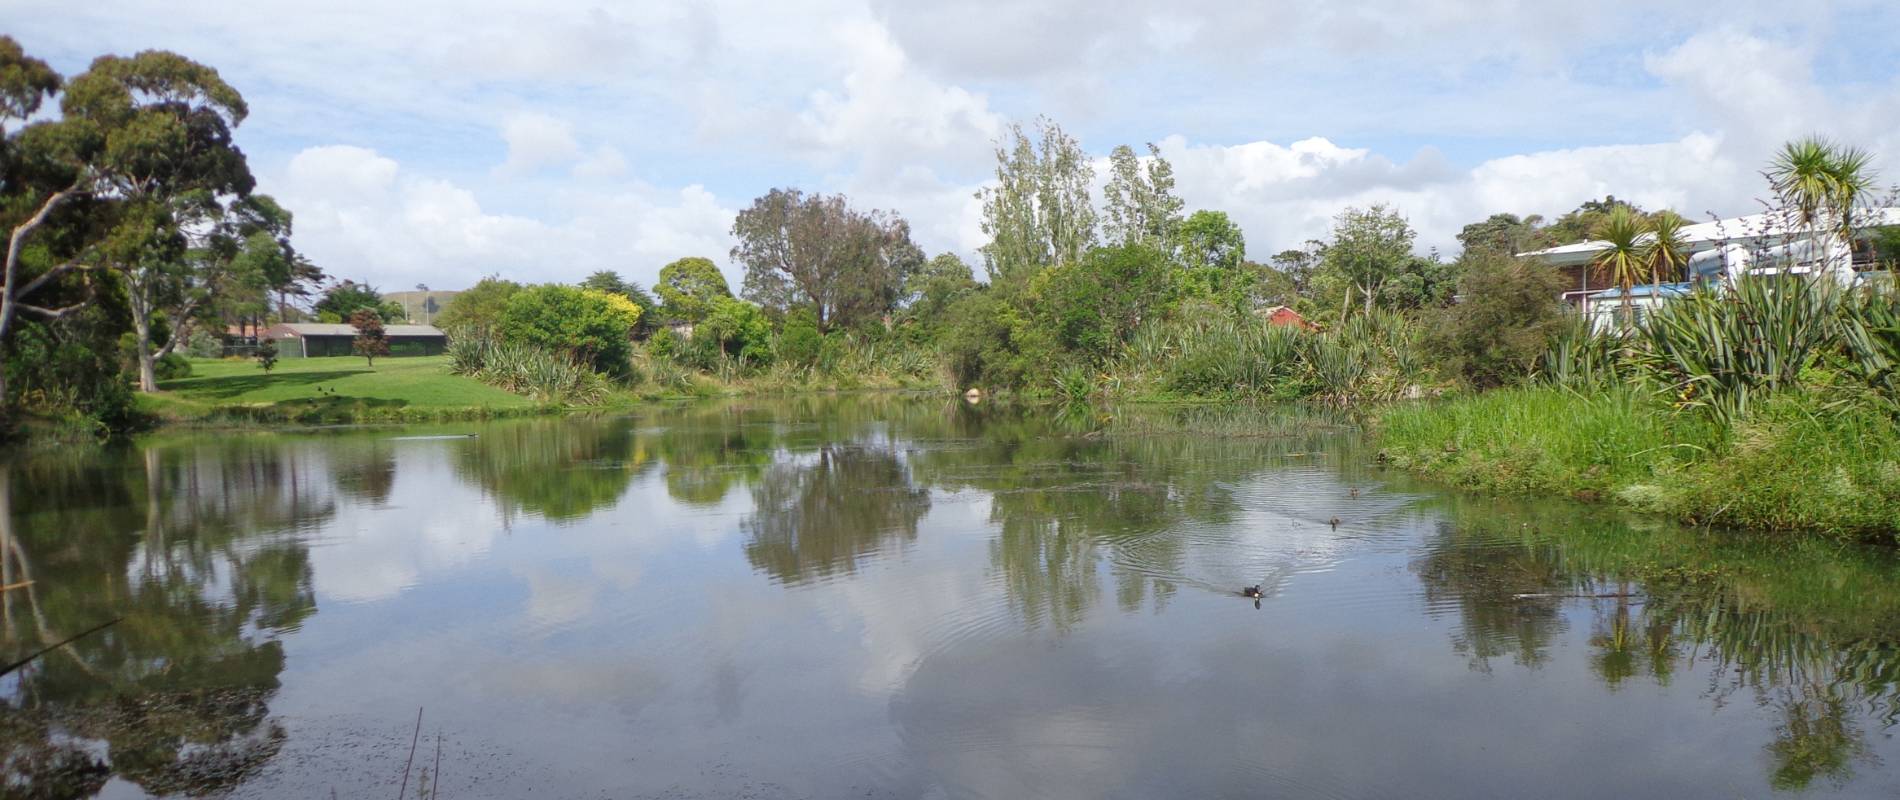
[72, 51, 258, 392]
[1766, 136, 1878, 263]
[1, 38, 92, 406]
[1456, 212, 1550, 258]
[315, 280, 401, 323]
[1643, 211, 1690, 290]
[1424, 253, 1570, 387]
[1317, 205, 1417, 320]
[1269, 246, 1321, 298]
[900, 252, 978, 329]
[349, 309, 388, 366]
[1590, 206, 1650, 328]
[731, 188, 924, 332]
[654, 256, 730, 324]
[496, 285, 641, 376]
[1175, 210, 1249, 310]
[1028, 244, 1176, 363]
[976, 117, 1096, 280]
[579, 269, 657, 336]
[1103, 143, 1183, 250]
[436, 276, 521, 334]
[254, 336, 277, 373]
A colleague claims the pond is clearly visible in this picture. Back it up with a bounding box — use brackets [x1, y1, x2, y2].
[4, 396, 1899, 798]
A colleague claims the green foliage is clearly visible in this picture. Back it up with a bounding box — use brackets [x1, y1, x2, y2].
[445, 332, 607, 404]
[1836, 285, 1900, 408]
[1633, 277, 1839, 422]
[253, 337, 277, 374]
[1456, 212, 1551, 257]
[1379, 387, 1900, 541]
[694, 296, 773, 366]
[1126, 314, 1307, 399]
[900, 252, 978, 335]
[655, 257, 731, 324]
[775, 308, 823, 368]
[1025, 244, 1175, 363]
[317, 282, 403, 324]
[1540, 315, 1623, 390]
[496, 285, 640, 378]
[1102, 142, 1182, 249]
[1590, 206, 1651, 328]
[732, 188, 922, 332]
[1175, 210, 1251, 311]
[436, 276, 523, 335]
[977, 117, 1096, 279]
[1314, 204, 1418, 319]
[1425, 253, 1571, 387]
[153, 352, 191, 380]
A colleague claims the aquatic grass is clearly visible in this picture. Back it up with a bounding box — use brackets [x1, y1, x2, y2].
[1379, 385, 1711, 499]
[1379, 386, 1900, 542]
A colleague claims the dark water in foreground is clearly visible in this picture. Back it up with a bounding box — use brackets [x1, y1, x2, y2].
[4, 397, 1900, 798]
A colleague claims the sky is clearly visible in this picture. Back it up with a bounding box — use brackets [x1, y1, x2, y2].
[7, 1, 1900, 292]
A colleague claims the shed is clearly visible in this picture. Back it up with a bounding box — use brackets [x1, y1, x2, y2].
[263, 322, 447, 358]
[1256, 305, 1317, 331]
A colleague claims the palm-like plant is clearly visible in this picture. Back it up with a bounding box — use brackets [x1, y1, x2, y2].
[1591, 206, 1651, 328]
[1767, 137, 1880, 271]
[1767, 137, 1836, 231]
[1644, 211, 1691, 288]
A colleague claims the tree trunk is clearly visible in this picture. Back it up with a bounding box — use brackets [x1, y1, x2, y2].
[132, 298, 158, 393]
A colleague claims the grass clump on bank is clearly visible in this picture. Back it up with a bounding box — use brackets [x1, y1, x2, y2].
[1378, 386, 1900, 542]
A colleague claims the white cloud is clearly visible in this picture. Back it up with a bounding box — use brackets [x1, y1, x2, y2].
[270, 145, 737, 289]
[20, 1, 1894, 285]
[498, 112, 582, 175]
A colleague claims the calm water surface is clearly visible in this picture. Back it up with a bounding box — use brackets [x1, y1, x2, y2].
[4, 397, 1900, 798]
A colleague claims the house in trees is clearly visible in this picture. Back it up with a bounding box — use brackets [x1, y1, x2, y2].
[1255, 305, 1317, 331]
[263, 323, 447, 358]
[1517, 207, 1900, 313]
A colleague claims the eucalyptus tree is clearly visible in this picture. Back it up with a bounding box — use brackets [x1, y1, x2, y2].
[976, 117, 1096, 280]
[1103, 143, 1183, 250]
[1590, 205, 1650, 328]
[0, 37, 87, 404]
[63, 50, 256, 391]
[731, 187, 924, 332]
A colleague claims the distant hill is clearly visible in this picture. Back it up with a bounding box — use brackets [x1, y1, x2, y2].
[383, 289, 462, 325]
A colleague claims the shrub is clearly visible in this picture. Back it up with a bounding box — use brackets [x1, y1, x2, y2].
[1424, 254, 1570, 387]
[255, 338, 279, 374]
[154, 352, 192, 380]
[497, 285, 641, 378]
[1634, 277, 1839, 422]
[183, 329, 223, 358]
[437, 277, 523, 335]
[775, 308, 823, 368]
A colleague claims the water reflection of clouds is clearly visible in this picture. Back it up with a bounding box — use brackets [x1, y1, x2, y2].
[308, 443, 508, 603]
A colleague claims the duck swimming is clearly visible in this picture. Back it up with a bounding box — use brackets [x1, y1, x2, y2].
[1241, 585, 1264, 599]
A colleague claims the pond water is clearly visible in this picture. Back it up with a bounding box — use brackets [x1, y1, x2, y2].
[4, 397, 1900, 798]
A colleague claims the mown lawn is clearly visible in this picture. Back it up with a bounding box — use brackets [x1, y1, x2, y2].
[154, 355, 533, 413]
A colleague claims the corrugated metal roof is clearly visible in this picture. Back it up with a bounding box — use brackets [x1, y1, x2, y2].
[269, 323, 445, 337]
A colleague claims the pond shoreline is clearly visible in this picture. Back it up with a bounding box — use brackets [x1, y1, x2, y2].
[1373, 386, 1900, 545]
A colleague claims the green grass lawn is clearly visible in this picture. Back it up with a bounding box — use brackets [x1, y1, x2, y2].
[149, 355, 535, 421]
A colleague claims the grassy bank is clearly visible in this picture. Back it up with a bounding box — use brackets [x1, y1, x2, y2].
[1377, 386, 1900, 543]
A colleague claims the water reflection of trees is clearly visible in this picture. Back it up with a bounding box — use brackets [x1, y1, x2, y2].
[741, 446, 930, 585]
[907, 404, 1366, 631]
[452, 418, 655, 522]
[0, 440, 330, 796]
[1414, 498, 1900, 790]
